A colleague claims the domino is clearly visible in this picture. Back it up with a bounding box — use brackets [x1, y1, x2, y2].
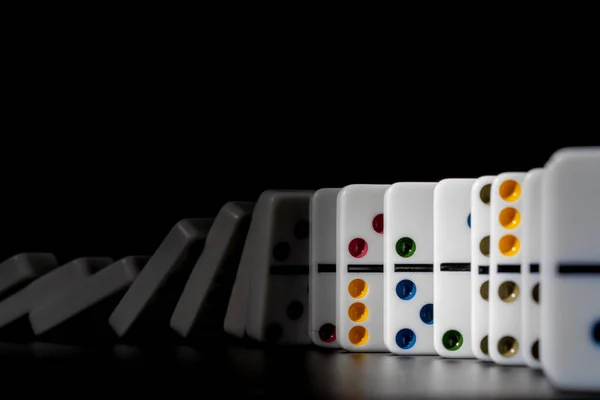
[108, 218, 213, 338]
[521, 168, 543, 369]
[170, 201, 254, 339]
[224, 202, 262, 339]
[433, 178, 475, 358]
[541, 147, 600, 391]
[0, 253, 58, 299]
[245, 190, 313, 344]
[470, 176, 495, 361]
[383, 182, 436, 354]
[29, 256, 149, 341]
[0, 257, 113, 337]
[337, 184, 389, 352]
[489, 172, 526, 365]
[309, 188, 340, 348]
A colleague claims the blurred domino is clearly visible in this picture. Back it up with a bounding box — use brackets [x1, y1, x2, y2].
[29, 256, 149, 339]
[245, 190, 313, 344]
[541, 147, 600, 391]
[521, 168, 544, 369]
[170, 202, 254, 338]
[433, 179, 476, 358]
[337, 184, 389, 352]
[489, 172, 526, 365]
[309, 188, 340, 348]
[470, 176, 495, 361]
[0, 253, 58, 299]
[0, 257, 113, 330]
[109, 218, 213, 337]
[383, 182, 436, 354]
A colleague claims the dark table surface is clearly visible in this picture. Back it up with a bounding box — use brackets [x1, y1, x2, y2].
[0, 338, 596, 399]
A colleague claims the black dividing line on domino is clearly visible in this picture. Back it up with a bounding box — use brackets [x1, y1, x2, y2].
[394, 264, 433, 273]
[270, 265, 309, 275]
[440, 263, 470, 272]
[530, 263, 540, 273]
[557, 264, 600, 275]
[317, 264, 336, 273]
[497, 264, 521, 273]
[478, 266, 489, 275]
[347, 264, 383, 273]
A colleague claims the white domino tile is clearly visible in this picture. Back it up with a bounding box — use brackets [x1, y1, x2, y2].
[383, 182, 436, 355]
[337, 184, 389, 352]
[489, 172, 527, 365]
[433, 179, 476, 358]
[244, 190, 314, 344]
[470, 176, 495, 362]
[309, 188, 340, 348]
[521, 168, 543, 369]
[541, 147, 600, 391]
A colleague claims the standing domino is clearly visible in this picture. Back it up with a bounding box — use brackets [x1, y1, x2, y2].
[337, 184, 389, 352]
[309, 188, 340, 348]
[541, 148, 600, 391]
[521, 169, 544, 369]
[383, 182, 436, 354]
[433, 179, 476, 358]
[470, 176, 495, 361]
[489, 172, 526, 365]
[245, 190, 314, 344]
